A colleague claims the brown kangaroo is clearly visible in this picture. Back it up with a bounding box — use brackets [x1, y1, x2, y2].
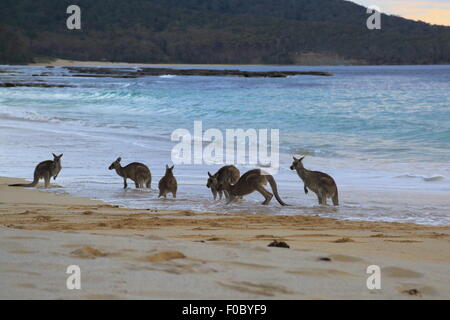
[108, 157, 151, 189]
[290, 156, 339, 206]
[9, 153, 63, 188]
[207, 165, 240, 200]
[158, 165, 177, 198]
[222, 169, 287, 206]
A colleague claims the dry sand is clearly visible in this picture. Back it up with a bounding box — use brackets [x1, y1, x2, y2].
[0, 177, 449, 299]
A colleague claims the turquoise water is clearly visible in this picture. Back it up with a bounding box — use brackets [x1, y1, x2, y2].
[0, 65, 449, 225]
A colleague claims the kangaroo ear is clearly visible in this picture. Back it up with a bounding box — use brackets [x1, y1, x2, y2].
[170, 165, 174, 170]
[117, 157, 121, 162]
[52, 153, 57, 158]
[293, 156, 298, 161]
[59, 153, 63, 158]
[299, 156, 305, 161]
[166, 164, 169, 169]
[208, 171, 212, 177]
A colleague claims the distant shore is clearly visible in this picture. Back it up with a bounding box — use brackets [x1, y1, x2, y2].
[29, 58, 281, 68]
[26, 58, 450, 68]
[1, 176, 449, 299]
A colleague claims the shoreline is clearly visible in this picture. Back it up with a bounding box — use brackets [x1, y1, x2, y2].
[1, 176, 449, 299]
[29, 59, 294, 68]
[26, 58, 450, 68]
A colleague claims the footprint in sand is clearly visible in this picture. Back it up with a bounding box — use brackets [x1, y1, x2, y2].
[133, 252, 216, 275]
[145, 235, 166, 241]
[16, 283, 37, 289]
[226, 261, 276, 270]
[382, 267, 423, 278]
[384, 240, 422, 243]
[333, 237, 355, 243]
[217, 280, 293, 297]
[254, 234, 279, 240]
[82, 294, 121, 300]
[326, 254, 363, 262]
[4, 236, 48, 240]
[206, 237, 227, 241]
[286, 268, 352, 277]
[70, 246, 108, 259]
[396, 284, 438, 297]
[9, 250, 36, 254]
[140, 251, 186, 262]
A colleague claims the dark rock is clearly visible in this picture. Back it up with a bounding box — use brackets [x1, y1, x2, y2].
[65, 66, 332, 78]
[268, 240, 290, 248]
[402, 289, 422, 296]
[0, 82, 73, 88]
[318, 257, 332, 261]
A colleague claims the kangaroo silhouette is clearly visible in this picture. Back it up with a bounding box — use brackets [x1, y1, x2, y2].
[290, 156, 339, 205]
[108, 157, 151, 189]
[9, 153, 63, 188]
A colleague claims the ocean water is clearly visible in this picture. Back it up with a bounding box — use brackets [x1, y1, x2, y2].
[0, 64, 449, 225]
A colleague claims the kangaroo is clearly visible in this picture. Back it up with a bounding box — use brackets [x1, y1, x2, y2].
[9, 153, 63, 188]
[290, 156, 339, 206]
[222, 169, 287, 206]
[108, 157, 151, 189]
[158, 165, 177, 198]
[206, 165, 240, 200]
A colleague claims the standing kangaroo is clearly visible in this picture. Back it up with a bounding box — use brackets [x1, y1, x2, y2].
[207, 165, 240, 200]
[9, 153, 63, 188]
[158, 165, 177, 198]
[108, 157, 151, 189]
[290, 156, 339, 206]
[222, 169, 287, 206]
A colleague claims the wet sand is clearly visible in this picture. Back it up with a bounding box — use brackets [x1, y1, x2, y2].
[1, 177, 449, 299]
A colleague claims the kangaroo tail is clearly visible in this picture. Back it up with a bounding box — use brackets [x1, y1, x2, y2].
[332, 187, 339, 206]
[9, 174, 39, 188]
[267, 175, 288, 206]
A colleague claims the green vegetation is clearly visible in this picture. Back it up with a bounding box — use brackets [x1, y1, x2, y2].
[1, 0, 449, 65]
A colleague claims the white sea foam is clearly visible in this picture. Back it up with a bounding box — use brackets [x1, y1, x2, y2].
[159, 75, 176, 78]
[395, 173, 446, 182]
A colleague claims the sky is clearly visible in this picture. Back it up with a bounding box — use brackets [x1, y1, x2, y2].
[351, 0, 450, 26]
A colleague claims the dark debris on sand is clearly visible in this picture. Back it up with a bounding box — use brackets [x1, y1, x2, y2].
[268, 240, 290, 248]
[318, 257, 332, 262]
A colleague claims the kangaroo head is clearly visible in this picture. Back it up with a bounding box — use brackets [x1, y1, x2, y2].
[290, 156, 305, 170]
[206, 171, 219, 189]
[109, 157, 122, 170]
[165, 164, 174, 175]
[52, 153, 63, 164]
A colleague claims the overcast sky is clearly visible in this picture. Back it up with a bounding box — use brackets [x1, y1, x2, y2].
[350, 0, 450, 26]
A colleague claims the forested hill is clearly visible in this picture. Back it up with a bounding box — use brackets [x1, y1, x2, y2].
[1, 0, 450, 65]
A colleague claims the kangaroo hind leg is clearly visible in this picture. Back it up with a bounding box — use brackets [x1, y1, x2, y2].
[319, 187, 328, 205]
[316, 193, 323, 205]
[256, 185, 273, 205]
[43, 172, 50, 188]
[332, 188, 339, 206]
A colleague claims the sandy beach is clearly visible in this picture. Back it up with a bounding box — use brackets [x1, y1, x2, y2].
[0, 176, 449, 300]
